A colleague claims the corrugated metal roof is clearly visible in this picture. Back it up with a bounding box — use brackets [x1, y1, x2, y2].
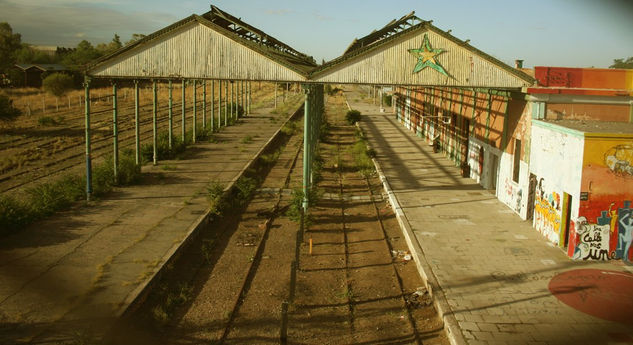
[86, 6, 317, 78]
[311, 16, 535, 88]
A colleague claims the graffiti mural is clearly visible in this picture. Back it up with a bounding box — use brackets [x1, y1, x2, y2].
[615, 201, 633, 262]
[605, 145, 633, 177]
[576, 138, 633, 262]
[533, 178, 562, 245]
[570, 201, 633, 262]
[572, 217, 610, 260]
[503, 178, 523, 214]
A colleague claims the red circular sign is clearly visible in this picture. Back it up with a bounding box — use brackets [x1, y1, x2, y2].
[549, 269, 633, 324]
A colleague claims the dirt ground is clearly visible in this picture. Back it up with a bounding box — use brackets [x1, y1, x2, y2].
[107, 91, 448, 345]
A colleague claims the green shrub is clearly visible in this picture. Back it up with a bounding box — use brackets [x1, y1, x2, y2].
[281, 120, 298, 136]
[206, 181, 225, 216]
[0, 195, 30, 235]
[234, 176, 257, 205]
[141, 132, 187, 162]
[117, 149, 142, 185]
[286, 188, 319, 226]
[0, 150, 141, 236]
[42, 73, 74, 98]
[0, 94, 21, 122]
[26, 175, 84, 218]
[345, 109, 361, 125]
[38, 116, 61, 126]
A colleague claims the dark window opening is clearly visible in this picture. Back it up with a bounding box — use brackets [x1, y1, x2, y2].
[512, 139, 521, 183]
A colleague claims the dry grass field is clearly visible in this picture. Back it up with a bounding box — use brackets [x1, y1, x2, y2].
[0, 81, 302, 196]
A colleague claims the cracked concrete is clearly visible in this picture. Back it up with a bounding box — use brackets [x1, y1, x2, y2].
[0, 105, 299, 344]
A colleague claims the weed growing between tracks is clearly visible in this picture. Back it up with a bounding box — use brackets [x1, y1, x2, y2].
[351, 127, 376, 178]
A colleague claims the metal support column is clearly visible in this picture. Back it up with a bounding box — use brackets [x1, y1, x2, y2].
[218, 80, 222, 128]
[192, 80, 197, 143]
[84, 77, 92, 201]
[181, 79, 186, 144]
[302, 84, 311, 210]
[112, 82, 118, 184]
[247, 81, 251, 115]
[241, 80, 245, 116]
[230, 81, 234, 122]
[134, 80, 140, 165]
[168, 80, 173, 150]
[224, 80, 228, 126]
[153, 80, 158, 165]
[274, 83, 278, 109]
[203, 80, 207, 129]
[210, 80, 215, 131]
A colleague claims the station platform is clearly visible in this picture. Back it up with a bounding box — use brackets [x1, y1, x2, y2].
[0, 105, 298, 344]
[347, 88, 633, 345]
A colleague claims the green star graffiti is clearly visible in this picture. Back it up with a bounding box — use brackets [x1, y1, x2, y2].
[408, 34, 449, 77]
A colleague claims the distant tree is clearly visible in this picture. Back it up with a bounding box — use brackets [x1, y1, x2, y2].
[610, 56, 633, 69]
[96, 34, 123, 55]
[14, 44, 55, 64]
[42, 73, 74, 98]
[0, 94, 21, 122]
[62, 40, 102, 69]
[0, 22, 22, 73]
[125, 33, 146, 46]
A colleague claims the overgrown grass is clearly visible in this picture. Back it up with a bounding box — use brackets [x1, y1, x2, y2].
[286, 187, 319, 226]
[351, 129, 376, 178]
[206, 180, 226, 217]
[281, 120, 299, 136]
[0, 149, 142, 236]
[38, 115, 64, 126]
[140, 127, 216, 162]
[151, 282, 193, 326]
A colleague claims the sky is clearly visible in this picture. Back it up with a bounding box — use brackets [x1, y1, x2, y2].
[1, 0, 632, 68]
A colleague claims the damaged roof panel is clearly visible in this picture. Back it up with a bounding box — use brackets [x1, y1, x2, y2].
[87, 6, 317, 80]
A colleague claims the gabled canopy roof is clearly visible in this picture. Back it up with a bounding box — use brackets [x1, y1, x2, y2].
[311, 12, 535, 89]
[86, 6, 317, 80]
[15, 64, 68, 72]
[86, 6, 535, 89]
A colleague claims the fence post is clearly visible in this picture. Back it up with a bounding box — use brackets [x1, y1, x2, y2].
[84, 77, 92, 201]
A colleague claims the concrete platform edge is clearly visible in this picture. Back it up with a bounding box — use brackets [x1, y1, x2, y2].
[112, 105, 305, 323]
[356, 120, 468, 345]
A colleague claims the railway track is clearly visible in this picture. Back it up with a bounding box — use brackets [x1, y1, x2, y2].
[0, 86, 280, 194]
[108, 93, 447, 345]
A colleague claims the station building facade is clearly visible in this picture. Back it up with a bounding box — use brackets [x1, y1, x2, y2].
[394, 67, 633, 262]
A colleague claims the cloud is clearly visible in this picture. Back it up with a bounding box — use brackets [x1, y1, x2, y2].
[0, 0, 179, 47]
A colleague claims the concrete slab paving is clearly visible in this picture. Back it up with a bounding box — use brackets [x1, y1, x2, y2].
[346, 88, 633, 345]
[0, 104, 300, 344]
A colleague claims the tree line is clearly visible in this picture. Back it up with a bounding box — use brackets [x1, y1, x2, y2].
[0, 22, 145, 87]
